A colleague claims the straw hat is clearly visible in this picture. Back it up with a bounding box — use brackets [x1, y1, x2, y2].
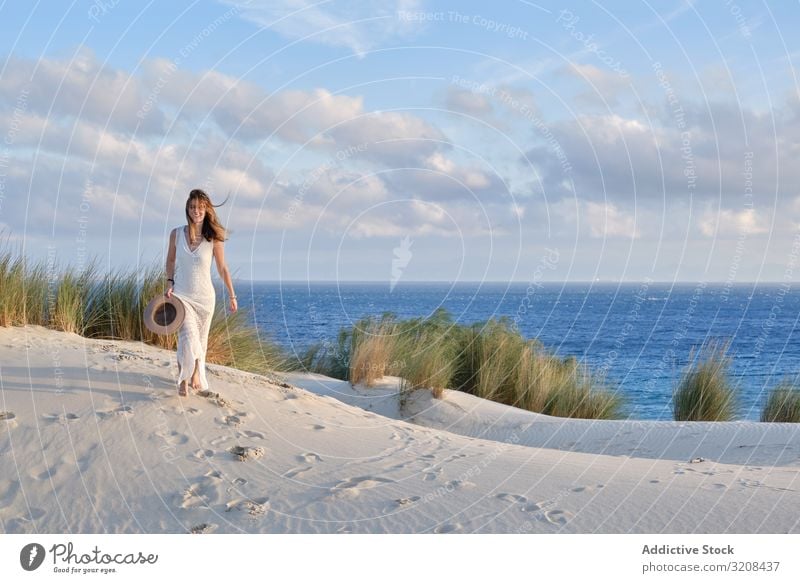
[143, 295, 185, 335]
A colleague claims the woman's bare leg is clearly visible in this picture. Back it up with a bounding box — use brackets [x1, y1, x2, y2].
[176, 360, 188, 396]
[190, 358, 201, 391]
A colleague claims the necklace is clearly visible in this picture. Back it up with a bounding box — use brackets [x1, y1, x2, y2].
[187, 226, 202, 250]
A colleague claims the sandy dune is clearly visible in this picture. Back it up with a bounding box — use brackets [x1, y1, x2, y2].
[1, 326, 798, 533]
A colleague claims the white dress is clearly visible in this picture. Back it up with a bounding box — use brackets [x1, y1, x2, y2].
[171, 225, 216, 391]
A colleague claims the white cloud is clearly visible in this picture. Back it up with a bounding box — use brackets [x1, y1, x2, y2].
[445, 86, 494, 116]
[219, 0, 423, 57]
[698, 206, 769, 237]
[525, 98, 800, 215]
[583, 201, 639, 238]
[0, 46, 165, 134]
[558, 63, 631, 107]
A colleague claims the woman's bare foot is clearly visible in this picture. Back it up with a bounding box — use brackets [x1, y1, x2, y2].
[190, 375, 201, 392]
[178, 380, 188, 397]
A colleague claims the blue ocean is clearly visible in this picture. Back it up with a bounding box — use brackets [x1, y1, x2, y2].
[226, 281, 800, 421]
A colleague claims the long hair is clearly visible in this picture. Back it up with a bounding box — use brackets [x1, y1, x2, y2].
[185, 189, 229, 242]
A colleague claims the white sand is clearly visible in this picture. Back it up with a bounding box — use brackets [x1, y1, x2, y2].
[1, 325, 799, 533]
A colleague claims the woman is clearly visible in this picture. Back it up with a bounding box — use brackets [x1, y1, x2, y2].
[164, 189, 237, 397]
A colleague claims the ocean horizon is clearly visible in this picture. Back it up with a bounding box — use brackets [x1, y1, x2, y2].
[213, 280, 800, 422]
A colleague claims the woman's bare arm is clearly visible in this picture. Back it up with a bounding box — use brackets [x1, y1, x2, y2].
[165, 228, 176, 297]
[213, 240, 237, 312]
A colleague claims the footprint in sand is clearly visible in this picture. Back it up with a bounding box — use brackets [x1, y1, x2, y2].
[229, 445, 265, 462]
[222, 415, 242, 428]
[543, 509, 573, 526]
[0, 480, 20, 509]
[197, 391, 232, 408]
[423, 469, 442, 481]
[225, 496, 270, 517]
[443, 453, 468, 463]
[570, 484, 602, 493]
[191, 449, 215, 461]
[226, 477, 248, 494]
[241, 430, 266, 440]
[443, 479, 475, 490]
[43, 413, 80, 423]
[190, 523, 218, 534]
[382, 496, 421, 513]
[27, 507, 48, 520]
[298, 452, 323, 463]
[329, 476, 395, 498]
[96, 406, 133, 420]
[284, 452, 324, 479]
[29, 467, 58, 481]
[283, 466, 313, 479]
[0, 411, 17, 422]
[308, 424, 326, 431]
[109, 350, 138, 361]
[210, 435, 234, 447]
[434, 523, 462, 534]
[178, 472, 225, 510]
[156, 429, 189, 445]
[496, 493, 528, 504]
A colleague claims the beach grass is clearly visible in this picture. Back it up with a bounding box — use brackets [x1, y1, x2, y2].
[761, 382, 800, 422]
[304, 308, 623, 419]
[349, 315, 402, 386]
[0, 244, 290, 373]
[673, 342, 737, 421]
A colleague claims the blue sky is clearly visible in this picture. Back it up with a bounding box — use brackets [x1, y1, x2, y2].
[1, 0, 798, 283]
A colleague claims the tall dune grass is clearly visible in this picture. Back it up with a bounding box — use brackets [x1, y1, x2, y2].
[303, 309, 623, 419]
[761, 382, 800, 422]
[349, 315, 402, 386]
[673, 342, 737, 421]
[0, 244, 289, 374]
[299, 327, 353, 381]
